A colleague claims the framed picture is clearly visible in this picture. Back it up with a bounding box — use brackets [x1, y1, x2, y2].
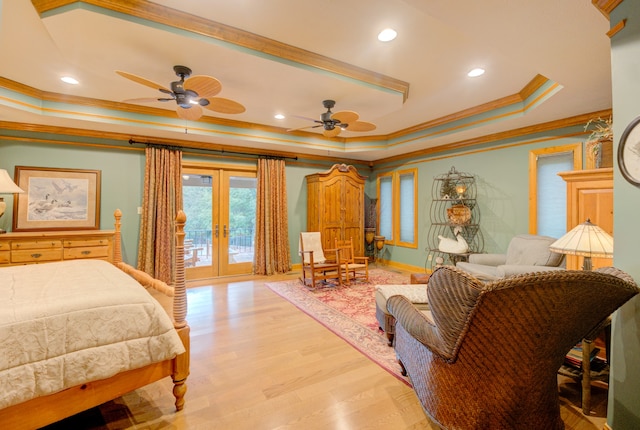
[12, 166, 101, 231]
[618, 115, 640, 188]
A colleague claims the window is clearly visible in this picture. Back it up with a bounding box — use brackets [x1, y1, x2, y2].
[377, 169, 418, 248]
[529, 144, 581, 235]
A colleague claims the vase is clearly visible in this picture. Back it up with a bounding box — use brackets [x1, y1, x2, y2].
[365, 228, 376, 244]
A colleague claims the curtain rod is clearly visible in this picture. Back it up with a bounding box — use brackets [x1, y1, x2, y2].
[128, 139, 298, 161]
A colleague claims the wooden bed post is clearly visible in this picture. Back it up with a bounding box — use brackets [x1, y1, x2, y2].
[113, 209, 123, 264]
[173, 210, 187, 328]
[172, 210, 190, 411]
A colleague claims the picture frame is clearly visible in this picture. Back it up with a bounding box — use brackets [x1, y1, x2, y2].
[618, 115, 640, 188]
[12, 166, 101, 231]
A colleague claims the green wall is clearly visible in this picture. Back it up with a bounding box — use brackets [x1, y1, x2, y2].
[369, 129, 584, 270]
[0, 124, 586, 271]
[609, 1, 640, 427]
[1, 139, 144, 263]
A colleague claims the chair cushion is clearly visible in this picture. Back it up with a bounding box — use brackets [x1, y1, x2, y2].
[455, 262, 501, 281]
[504, 234, 564, 267]
[299, 232, 326, 263]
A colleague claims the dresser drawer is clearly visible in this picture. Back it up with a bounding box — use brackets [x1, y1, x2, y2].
[0, 242, 9, 251]
[63, 238, 111, 248]
[0, 250, 9, 264]
[12, 248, 64, 263]
[11, 240, 63, 251]
[64, 246, 110, 260]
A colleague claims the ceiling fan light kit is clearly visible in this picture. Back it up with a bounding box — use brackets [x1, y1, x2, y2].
[117, 65, 245, 121]
[288, 99, 377, 138]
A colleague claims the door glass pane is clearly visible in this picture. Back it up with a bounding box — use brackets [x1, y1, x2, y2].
[228, 176, 256, 264]
[182, 174, 212, 268]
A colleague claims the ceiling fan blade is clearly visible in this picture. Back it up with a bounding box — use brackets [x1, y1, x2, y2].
[347, 121, 377, 132]
[291, 114, 321, 123]
[184, 75, 222, 97]
[204, 98, 246, 114]
[121, 97, 168, 104]
[331, 110, 359, 124]
[323, 127, 342, 138]
[116, 70, 171, 93]
[176, 104, 203, 121]
[286, 124, 322, 132]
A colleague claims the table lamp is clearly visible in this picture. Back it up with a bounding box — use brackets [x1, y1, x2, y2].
[0, 169, 25, 234]
[549, 219, 613, 270]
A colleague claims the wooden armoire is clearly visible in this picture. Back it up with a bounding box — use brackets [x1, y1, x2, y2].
[306, 164, 365, 257]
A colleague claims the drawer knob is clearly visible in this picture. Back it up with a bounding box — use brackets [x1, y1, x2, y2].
[81, 250, 91, 255]
[31, 253, 42, 259]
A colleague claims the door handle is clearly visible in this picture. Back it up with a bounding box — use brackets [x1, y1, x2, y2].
[224, 225, 228, 238]
[215, 225, 219, 238]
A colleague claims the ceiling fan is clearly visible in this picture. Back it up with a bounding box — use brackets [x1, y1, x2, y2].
[116, 65, 245, 121]
[288, 100, 376, 137]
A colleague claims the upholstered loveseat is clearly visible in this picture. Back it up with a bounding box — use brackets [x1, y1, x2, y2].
[456, 234, 564, 281]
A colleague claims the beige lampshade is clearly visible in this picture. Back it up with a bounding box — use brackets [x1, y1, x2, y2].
[0, 169, 24, 194]
[549, 219, 613, 258]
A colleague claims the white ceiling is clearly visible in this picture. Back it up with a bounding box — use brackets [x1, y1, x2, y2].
[0, 0, 611, 161]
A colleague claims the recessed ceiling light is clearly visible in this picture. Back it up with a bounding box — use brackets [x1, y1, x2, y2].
[378, 28, 397, 42]
[274, 114, 285, 120]
[61, 76, 79, 85]
[467, 68, 485, 78]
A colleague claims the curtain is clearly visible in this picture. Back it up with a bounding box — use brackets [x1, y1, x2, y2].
[254, 158, 291, 275]
[137, 145, 183, 284]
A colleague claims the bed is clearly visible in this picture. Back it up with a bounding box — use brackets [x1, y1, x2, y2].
[0, 209, 190, 430]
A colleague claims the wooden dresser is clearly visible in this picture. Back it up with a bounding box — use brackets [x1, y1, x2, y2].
[558, 168, 613, 270]
[306, 164, 365, 257]
[0, 230, 115, 266]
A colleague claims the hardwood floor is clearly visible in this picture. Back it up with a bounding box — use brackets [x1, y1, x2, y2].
[45, 271, 608, 429]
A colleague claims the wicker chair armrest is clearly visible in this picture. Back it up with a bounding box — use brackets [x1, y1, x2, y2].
[580, 267, 640, 341]
[352, 256, 369, 263]
[389, 266, 485, 362]
[387, 295, 452, 358]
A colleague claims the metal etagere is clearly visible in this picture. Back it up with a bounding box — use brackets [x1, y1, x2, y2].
[426, 166, 484, 270]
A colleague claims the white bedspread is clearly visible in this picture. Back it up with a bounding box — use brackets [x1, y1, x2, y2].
[0, 259, 185, 410]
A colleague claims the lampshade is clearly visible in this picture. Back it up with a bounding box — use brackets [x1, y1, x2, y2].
[549, 219, 613, 258]
[0, 169, 24, 194]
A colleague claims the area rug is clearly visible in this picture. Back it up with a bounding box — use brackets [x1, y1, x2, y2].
[265, 268, 412, 385]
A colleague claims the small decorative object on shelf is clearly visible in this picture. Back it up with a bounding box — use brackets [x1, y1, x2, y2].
[584, 116, 613, 169]
[427, 166, 483, 269]
[446, 204, 471, 225]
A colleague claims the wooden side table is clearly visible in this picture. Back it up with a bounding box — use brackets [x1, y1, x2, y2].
[558, 319, 611, 414]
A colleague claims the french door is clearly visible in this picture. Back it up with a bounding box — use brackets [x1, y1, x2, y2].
[182, 163, 256, 279]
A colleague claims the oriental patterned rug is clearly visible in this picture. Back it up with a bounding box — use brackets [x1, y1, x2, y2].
[265, 268, 412, 385]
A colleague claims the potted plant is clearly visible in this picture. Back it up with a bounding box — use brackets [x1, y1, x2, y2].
[584, 116, 612, 169]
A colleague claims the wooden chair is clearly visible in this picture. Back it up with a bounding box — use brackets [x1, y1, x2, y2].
[335, 237, 369, 285]
[184, 239, 201, 267]
[299, 232, 341, 288]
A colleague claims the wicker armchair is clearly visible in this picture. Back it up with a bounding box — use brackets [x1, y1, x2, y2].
[387, 266, 639, 430]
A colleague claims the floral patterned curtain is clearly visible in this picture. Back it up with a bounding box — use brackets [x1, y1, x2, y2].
[254, 157, 291, 275]
[137, 145, 183, 284]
